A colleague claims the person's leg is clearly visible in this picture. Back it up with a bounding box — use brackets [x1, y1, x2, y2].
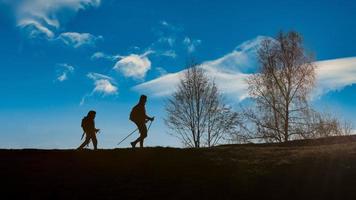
[91, 134, 98, 150]
[132, 136, 140, 145]
[131, 136, 140, 148]
[139, 124, 147, 148]
[131, 122, 142, 148]
[77, 135, 90, 149]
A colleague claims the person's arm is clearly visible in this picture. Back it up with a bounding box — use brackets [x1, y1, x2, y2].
[93, 120, 100, 132]
[144, 107, 154, 121]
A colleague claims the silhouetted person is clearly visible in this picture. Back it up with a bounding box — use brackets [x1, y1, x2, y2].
[130, 95, 154, 148]
[78, 110, 100, 150]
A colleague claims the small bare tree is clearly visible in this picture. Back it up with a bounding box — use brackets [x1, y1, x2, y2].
[298, 109, 352, 139]
[165, 64, 239, 147]
[246, 31, 316, 142]
[205, 102, 240, 147]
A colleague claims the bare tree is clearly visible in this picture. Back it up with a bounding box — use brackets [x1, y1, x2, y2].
[205, 103, 240, 147]
[298, 109, 353, 139]
[165, 63, 239, 147]
[246, 31, 316, 142]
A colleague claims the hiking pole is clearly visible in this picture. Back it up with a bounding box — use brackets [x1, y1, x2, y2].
[117, 128, 138, 146]
[81, 130, 101, 147]
[147, 119, 153, 132]
[81, 132, 85, 140]
[81, 130, 101, 140]
[87, 130, 101, 148]
[117, 119, 154, 146]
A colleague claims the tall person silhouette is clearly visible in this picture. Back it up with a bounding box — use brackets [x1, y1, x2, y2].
[78, 110, 100, 150]
[130, 95, 154, 148]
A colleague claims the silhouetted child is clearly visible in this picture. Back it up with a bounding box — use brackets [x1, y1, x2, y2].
[130, 95, 154, 148]
[78, 110, 100, 150]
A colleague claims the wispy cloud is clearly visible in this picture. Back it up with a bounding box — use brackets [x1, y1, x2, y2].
[134, 36, 268, 100]
[134, 72, 184, 97]
[81, 72, 118, 105]
[57, 32, 103, 48]
[87, 72, 118, 95]
[149, 20, 199, 59]
[183, 37, 202, 53]
[134, 36, 356, 102]
[161, 50, 177, 58]
[91, 50, 156, 80]
[55, 63, 74, 82]
[134, 66, 249, 101]
[315, 57, 356, 97]
[18, 19, 55, 38]
[113, 50, 154, 80]
[156, 67, 168, 76]
[91, 51, 121, 61]
[5, 0, 102, 46]
[160, 20, 169, 27]
[158, 36, 176, 47]
[158, 20, 183, 32]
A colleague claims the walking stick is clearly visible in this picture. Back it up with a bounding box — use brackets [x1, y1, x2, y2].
[117, 120, 154, 146]
[81, 130, 101, 147]
[147, 119, 153, 132]
[81, 132, 85, 140]
[117, 128, 138, 146]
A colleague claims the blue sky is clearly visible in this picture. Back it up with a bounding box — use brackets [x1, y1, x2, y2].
[0, 0, 356, 149]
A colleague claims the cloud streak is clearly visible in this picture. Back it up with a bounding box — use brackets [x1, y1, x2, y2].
[87, 72, 118, 95]
[134, 36, 268, 100]
[4, 0, 102, 47]
[134, 36, 356, 102]
[81, 72, 118, 105]
[183, 37, 202, 53]
[56, 63, 74, 82]
[315, 57, 356, 97]
[148, 21, 201, 59]
[91, 51, 121, 61]
[13, 0, 101, 38]
[57, 32, 103, 48]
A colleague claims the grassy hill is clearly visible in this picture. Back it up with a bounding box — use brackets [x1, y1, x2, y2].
[2, 135, 356, 199]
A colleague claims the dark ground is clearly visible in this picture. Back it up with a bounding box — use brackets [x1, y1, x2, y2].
[2, 135, 356, 200]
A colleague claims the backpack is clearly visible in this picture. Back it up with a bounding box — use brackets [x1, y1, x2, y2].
[129, 105, 139, 123]
[81, 116, 89, 132]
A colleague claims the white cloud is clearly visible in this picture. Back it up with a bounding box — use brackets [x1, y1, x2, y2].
[203, 65, 250, 101]
[81, 72, 118, 105]
[161, 50, 177, 58]
[134, 72, 184, 97]
[147, 20, 202, 62]
[158, 20, 182, 32]
[92, 79, 117, 94]
[57, 32, 103, 48]
[87, 72, 118, 94]
[113, 50, 154, 79]
[91, 52, 106, 59]
[314, 57, 356, 97]
[134, 66, 250, 100]
[87, 72, 113, 81]
[8, 0, 101, 40]
[183, 37, 202, 53]
[135, 36, 268, 99]
[56, 63, 74, 82]
[158, 37, 175, 47]
[134, 36, 356, 102]
[57, 73, 67, 82]
[160, 20, 169, 27]
[91, 51, 121, 61]
[156, 67, 168, 76]
[18, 19, 55, 38]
